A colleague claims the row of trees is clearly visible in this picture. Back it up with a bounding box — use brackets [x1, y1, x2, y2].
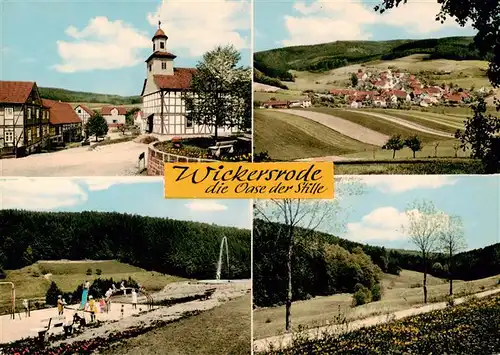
[0, 210, 251, 280]
[383, 134, 425, 158]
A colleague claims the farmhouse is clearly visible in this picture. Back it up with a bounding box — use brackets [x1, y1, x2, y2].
[42, 99, 82, 143]
[140, 24, 238, 136]
[74, 104, 94, 126]
[101, 106, 127, 127]
[0, 81, 50, 157]
[262, 100, 289, 109]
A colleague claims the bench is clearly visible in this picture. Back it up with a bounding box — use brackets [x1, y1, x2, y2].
[202, 288, 217, 300]
[32, 315, 72, 343]
[208, 140, 237, 157]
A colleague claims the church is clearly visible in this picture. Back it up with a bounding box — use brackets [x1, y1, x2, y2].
[140, 24, 239, 136]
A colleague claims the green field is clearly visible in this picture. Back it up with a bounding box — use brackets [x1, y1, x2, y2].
[254, 109, 375, 160]
[103, 294, 251, 355]
[253, 270, 500, 340]
[253, 90, 305, 103]
[333, 160, 483, 174]
[0, 260, 185, 314]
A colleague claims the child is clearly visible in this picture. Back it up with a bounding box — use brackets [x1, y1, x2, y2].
[88, 296, 96, 322]
[57, 295, 64, 315]
[131, 289, 137, 310]
[22, 299, 29, 318]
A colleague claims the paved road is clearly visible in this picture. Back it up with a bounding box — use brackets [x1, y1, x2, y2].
[278, 109, 389, 146]
[253, 288, 500, 353]
[350, 110, 454, 138]
[1, 141, 148, 176]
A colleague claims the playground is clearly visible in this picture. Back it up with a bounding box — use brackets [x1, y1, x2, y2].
[0, 279, 250, 348]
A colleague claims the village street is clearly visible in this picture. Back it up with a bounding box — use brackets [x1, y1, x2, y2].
[0, 141, 148, 176]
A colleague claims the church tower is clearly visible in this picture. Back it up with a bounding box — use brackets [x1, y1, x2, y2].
[145, 21, 176, 76]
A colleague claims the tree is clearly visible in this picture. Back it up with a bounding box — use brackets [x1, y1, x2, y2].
[184, 45, 251, 141]
[455, 98, 500, 159]
[254, 177, 364, 331]
[439, 215, 467, 295]
[125, 107, 140, 126]
[46, 281, 63, 306]
[434, 142, 440, 158]
[383, 135, 405, 159]
[87, 112, 109, 142]
[402, 200, 444, 303]
[350, 73, 359, 87]
[375, 0, 499, 88]
[404, 135, 423, 158]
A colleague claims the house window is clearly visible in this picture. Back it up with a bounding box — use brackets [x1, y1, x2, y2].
[149, 64, 152, 72]
[160, 42, 165, 49]
[186, 110, 193, 128]
[5, 107, 13, 119]
[5, 130, 14, 143]
[153, 43, 155, 51]
[113, 119, 118, 123]
[27, 108, 31, 119]
[78, 109, 81, 113]
[162, 62, 166, 70]
[36, 109, 39, 118]
[36, 129, 40, 138]
[28, 130, 32, 142]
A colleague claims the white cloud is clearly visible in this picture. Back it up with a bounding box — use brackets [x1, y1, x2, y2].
[361, 176, 457, 193]
[147, 0, 250, 57]
[282, 0, 472, 46]
[0, 177, 159, 211]
[345, 206, 410, 241]
[0, 178, 87, 210]
[53, 16, 150, 73]
[185, 201, 228, 212]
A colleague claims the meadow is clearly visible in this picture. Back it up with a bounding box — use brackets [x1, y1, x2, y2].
[261, 293, 500, 354]
[0, 260, 184, 314]
[253, 270, 500, 340]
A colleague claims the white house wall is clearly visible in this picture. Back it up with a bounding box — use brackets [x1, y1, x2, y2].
[104, 115, 126, 125]
[0, 107, 25, 148]
[143, 90, 239, 136]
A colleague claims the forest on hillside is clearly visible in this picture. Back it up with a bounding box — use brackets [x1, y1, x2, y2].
[39, 87, 141, 105]
[254, 36, 489, 83]
[0, 210, 251, 280]
[253, 219, 500, 307]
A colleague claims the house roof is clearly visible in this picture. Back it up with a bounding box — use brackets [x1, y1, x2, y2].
[145, 51, 177, 63]
[152, 28, 168, 40]
[101, 106, 128, 115]
[42, 99, 82, 125]
[0, 81, 36, 104]
[152, 68, 197, 90]
[263, 100, 288, 106]
[75, 104, 94, 116]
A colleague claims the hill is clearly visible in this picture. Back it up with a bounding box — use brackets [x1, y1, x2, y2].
[253, 218, 500, 307]
[254, 36, 487, 80]
[0, 210, 251, 280]
[39, 87, 141, 105]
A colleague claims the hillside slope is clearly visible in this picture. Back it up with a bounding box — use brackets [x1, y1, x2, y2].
[254, 36, 486, 79]
[39, 87, 141, 105]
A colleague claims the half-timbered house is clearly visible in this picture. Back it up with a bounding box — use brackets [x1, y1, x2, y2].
[74, 104, 94, 126]
[101, 106, 127, 127]
[42, 99, 82, 143]
[0, 81, 50, 157]
[140, 24, 239, 136]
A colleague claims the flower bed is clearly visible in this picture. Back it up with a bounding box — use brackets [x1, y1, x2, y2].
[263, 294, 500, 354]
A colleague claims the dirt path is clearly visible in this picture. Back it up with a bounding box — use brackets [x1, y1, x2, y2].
[278, 109, 388, 146]
[253, 288, 500, 353]
[350, 110, 453, 138]
[295, 156, 361, 162]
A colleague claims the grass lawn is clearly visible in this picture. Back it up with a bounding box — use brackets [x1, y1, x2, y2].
[334, 159, 483, 175]
[103, 294, 251, 355]
[253, 270, 500, 340]
[0, 261, 185, 314]
[254, 90, 305, 103]
[254, 109, 375, 161]
[308, 108, 447, 143]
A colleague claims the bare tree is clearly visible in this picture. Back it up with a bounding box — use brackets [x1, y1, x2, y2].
[439, 215, 467, 296]
[402, 200, 444, 304]
[254, 177, 364, 332]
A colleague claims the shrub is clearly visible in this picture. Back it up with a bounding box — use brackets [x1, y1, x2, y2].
[46, 281, 63, 306]
[86, 268, 92, 276]
[352, 286, 372, 307]
[96, 269, 102, 276]
[371, 283, 382, 301]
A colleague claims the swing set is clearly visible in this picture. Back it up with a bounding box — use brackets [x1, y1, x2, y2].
[0, 282, 20, 320]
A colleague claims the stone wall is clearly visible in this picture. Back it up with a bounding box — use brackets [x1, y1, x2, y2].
[147, 141, 216, 176]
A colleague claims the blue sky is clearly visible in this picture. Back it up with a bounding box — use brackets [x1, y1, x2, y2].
[254, 0, 477, 52]
[258, 176, 499, 251]
[1, 0, 251, 96]
[0, 177, 252, 229]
